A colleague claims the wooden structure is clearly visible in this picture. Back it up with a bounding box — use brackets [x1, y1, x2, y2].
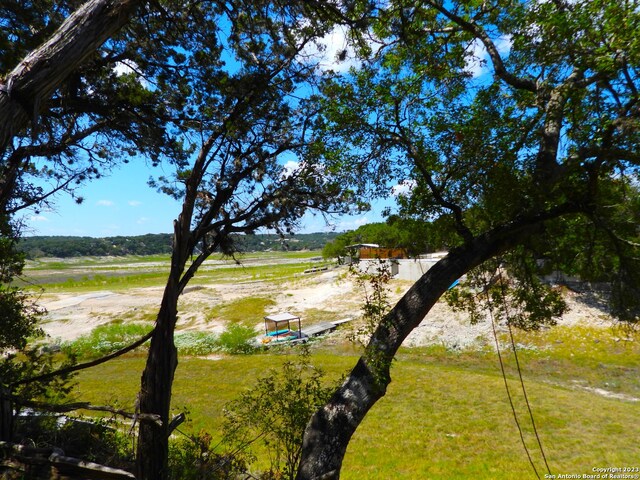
[346, 244, 408, 260]
[261, 317, 354, 347]
[0, 442, 135, 479]
[263, 312, 302, 341]
[359, 246, 407, 259]
[301, 322, 336, 337]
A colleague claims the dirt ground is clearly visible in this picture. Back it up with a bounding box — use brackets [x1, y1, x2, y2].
[37, 266, 617, 348]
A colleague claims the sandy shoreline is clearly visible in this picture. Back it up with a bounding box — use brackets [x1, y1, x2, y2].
[37, 267, 617, 348]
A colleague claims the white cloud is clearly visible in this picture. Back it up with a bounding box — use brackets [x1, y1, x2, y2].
[114, 60, 139, 77]
[136, 217, 150, 225]
[113, 60, 150, 88]
[495, 35, 513, 56]
[391, 179, 416, 197]
[280, 159, 328, 181]
[301, 26, 362, 73]
[29, 215, 49, 222]
[465, 35, 512, 78]
[128, 200, 142, 207]
[97, 200, 114, 207]
[281, 160, 299, 178]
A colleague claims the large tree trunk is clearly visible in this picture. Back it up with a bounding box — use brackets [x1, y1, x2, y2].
[295, 211, 575, 480]
[136, 217, 189, 480]
[0, 0, 143, 197]
[136, 210, 196, 479]
[295, 247, 485, 480]
[135, 281, 180, 480]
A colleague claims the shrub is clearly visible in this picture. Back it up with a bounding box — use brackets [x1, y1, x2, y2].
[168, 430, 248, 480]
[222, 349, 335, 479]
[63, 322, 152, 359]
[14, 414, 132, 469]
[218, 324, 256, 354]
[175, 331, 220, 356]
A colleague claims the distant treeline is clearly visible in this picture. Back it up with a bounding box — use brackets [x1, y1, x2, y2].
[19, 232, 340, 258]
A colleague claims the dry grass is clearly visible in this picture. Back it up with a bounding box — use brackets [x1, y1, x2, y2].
[205, 296, 277, 326]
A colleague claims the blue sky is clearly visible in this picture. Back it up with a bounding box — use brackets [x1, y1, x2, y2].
[19, 21, 501, 239]
[19, 25, 391, 238]
[20, 160, 386, 238]
[21, 162, 178, 237]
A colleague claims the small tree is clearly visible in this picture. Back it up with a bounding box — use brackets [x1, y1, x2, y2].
[168, 430, 249, 480]
[223, 350, 335, 480]
[0, 215, 46, 441]
[0, 217, 42, 349]
[348, 260, 393, 346]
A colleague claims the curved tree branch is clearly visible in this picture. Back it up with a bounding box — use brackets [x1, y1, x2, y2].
[0, 0, 144, 157]
[296, 201, 588, 480]
[12, 398, 161, 425]
[425, 1, 537, 92]
[11, 329, 153, 387]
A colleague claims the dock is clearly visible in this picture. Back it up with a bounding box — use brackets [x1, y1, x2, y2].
[300, 321, 337, 337]
[259, 317, 353, 347]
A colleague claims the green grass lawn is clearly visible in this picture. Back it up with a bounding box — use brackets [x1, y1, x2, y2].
[74, 344, 640, 479]
[27, 252, 640, 477]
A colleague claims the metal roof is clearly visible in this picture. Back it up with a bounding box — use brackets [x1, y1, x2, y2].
[264, 312, 300, 322]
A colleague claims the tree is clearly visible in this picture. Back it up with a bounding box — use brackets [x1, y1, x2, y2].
[0, 214, 43, 441]
[321, 218, 437, 260]
[0, 0, 162, 345]
[131, 2, 352, 478]
[223, 350, 335, 480]
[296, 1, 640, 478]
[0, 0, 189, 445]
[0, 0, 165, 214]
[0, 217, 42, 350]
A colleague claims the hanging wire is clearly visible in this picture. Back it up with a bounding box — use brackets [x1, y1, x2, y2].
[484, 271, 541, 479]
[497, 268, 552, 475]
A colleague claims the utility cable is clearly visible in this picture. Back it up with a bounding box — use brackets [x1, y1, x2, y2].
[485, 278, 540, 479]
[497, 269, 552, 475]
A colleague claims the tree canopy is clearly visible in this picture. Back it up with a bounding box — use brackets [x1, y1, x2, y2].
[19, 232, 338, 258]
[313, 0, 640, 319]
[0, 0, 158, 215]
[0, 216, 42, 351]
[3, 0, 640, 478]
[321, 217, 439, 259]
[125, 2, 356, 478]
[297, 1, 640, 478]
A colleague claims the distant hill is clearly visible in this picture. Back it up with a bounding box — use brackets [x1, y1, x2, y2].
[20, 232, 340, 259]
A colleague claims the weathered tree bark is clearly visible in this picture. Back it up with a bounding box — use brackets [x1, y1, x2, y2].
[0, 0, 143, 197]
[136, 240, 185, 480]
[295, 207, 582, 480]
[136, 152, 203, 479]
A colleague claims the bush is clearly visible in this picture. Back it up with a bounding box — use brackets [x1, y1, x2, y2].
[168, 430, 248, 480]
[63, 322, 152, 359]
[218, 324, 256, 354]
[223, 349, 335, 479]
[175, 331, 220, 356]
[14, 414, 132, 469]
